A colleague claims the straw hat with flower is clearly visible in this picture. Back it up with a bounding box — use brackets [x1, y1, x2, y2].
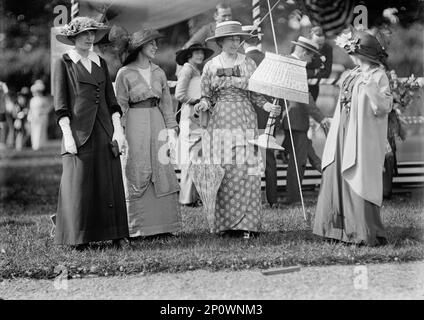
[56, 17, 110, 46]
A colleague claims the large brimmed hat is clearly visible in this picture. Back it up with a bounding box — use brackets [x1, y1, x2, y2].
[335, 29, 388, 65]
[291, 36, 321, 55]
[175, 43, 214, 65]
[122, 28, 164, 66]
[56, 17, 110, 46]
[205, 21, 252, 42]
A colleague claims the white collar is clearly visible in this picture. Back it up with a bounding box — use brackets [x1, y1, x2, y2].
[68, 49, 101, 67]
[245, 46, 260, 53]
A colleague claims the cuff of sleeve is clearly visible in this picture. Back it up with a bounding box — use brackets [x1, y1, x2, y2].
[110, 104, 122, 116]
[55, 110, 71, 124]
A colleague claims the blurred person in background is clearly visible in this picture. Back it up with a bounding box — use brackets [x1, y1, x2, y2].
[14, 87, 31, 150]
[307, 26, 333, 102]
[28, 80, 51, 150]
[183, 2, 232, 56]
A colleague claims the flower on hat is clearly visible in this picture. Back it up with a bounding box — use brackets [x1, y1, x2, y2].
[60, 17, 105, 36]
[335, 31, 360, 54]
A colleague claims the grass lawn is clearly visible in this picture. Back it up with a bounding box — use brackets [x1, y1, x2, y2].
[0, 143, 423, 280]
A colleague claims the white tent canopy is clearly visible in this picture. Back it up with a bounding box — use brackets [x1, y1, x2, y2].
[80, 0, 244, 31]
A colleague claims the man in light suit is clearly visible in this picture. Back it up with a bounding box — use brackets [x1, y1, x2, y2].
[242, 25, 280, 208]
[281, 36, 331, 205]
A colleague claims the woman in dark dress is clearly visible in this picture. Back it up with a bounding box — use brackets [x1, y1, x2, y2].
[53, 17, 129, 249]
[313, 30, 393, 246]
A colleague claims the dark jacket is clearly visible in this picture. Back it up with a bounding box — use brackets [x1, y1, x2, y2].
[282, 54, 325, 132]
[246, 48, 281, 130]
[53, 53, 121, 154]
[307, 42, 333, 84]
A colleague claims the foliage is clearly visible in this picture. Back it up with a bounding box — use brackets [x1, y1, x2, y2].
[387, 70, 423, 143]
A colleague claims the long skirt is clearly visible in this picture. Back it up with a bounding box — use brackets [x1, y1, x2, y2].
[177, 103, 202, 204]
[313, 109, 387, 246]
[205, 97, 263, 233]
[55, 117, 129, 245]
[30, 115, 48, 150]
[126, 181, 181, 237]
[122, 106, 181, 237]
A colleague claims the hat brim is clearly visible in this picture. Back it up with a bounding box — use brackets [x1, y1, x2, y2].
[123, 33, 165, 66]
[205, 32, 252, 42]
[56, 27, 110, 46]
[351, 52, 382, 65]
[291, 41, 321, 56]
[175, 46, 215, 65]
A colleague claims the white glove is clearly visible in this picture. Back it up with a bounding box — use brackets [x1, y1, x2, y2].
[111, 112, 127, 154]
[58, 117, 77, 154]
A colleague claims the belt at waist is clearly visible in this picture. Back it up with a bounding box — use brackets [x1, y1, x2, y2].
[129, 97, 160, 108]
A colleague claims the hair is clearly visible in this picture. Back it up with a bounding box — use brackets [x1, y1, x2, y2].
[215, 2, 231, 13]
[245, 36, 259, 46]
[310, 26, 324, 38]
[215, 38, 224, 48]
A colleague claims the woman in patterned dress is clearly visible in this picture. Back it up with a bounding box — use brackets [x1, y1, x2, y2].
[313, 30, 392, 246]
[195, 21, 281, 238]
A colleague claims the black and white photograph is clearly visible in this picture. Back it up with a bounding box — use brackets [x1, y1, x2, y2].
[0, 0, 423, 303]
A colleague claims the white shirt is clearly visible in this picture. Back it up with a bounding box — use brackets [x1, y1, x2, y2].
[137, 65, 151, 87]
[68, 49, 101, 74]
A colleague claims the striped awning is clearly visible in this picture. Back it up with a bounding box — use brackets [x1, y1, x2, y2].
[298, 0, 356, 37]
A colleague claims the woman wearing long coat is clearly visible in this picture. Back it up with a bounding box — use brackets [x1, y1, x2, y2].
[53, 17, 129, 248]
[115, 28, 181, 238]
[313, 30, 393, 246]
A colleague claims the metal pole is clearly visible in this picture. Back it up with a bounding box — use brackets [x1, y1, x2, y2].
[252, 0, 262, 51]
[267, 0, 307, 221]
[283, 99, 307, 221]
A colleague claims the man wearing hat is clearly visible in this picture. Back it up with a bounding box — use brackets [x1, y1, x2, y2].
[307, 26, 333, 102]
[242, 25, 279, 208]
[280, 36, 331, 205]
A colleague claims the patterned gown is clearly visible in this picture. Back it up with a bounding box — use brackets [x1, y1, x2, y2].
[200, 53, 268, 233]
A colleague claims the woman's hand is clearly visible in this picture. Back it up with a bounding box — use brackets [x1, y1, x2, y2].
[167, 128, 178, 151]
[194, 100, 209, 112]
[111, 112, 128, 154]
[263, 102, 282, 116]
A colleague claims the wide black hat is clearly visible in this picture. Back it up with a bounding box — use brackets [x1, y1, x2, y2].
[175, 43, 214, 65]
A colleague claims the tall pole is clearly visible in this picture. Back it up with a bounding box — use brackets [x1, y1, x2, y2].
[71, 0, 79, 20]
[252, 0, 262, 51]
[266, 0, 307, 222]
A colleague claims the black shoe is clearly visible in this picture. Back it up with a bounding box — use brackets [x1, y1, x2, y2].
[71, 243, 89, 251]
[112, 238, 131, 249]
[279, 197, 300, 205]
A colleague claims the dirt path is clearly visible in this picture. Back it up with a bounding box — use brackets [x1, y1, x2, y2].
[1, 261, 424, 300]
